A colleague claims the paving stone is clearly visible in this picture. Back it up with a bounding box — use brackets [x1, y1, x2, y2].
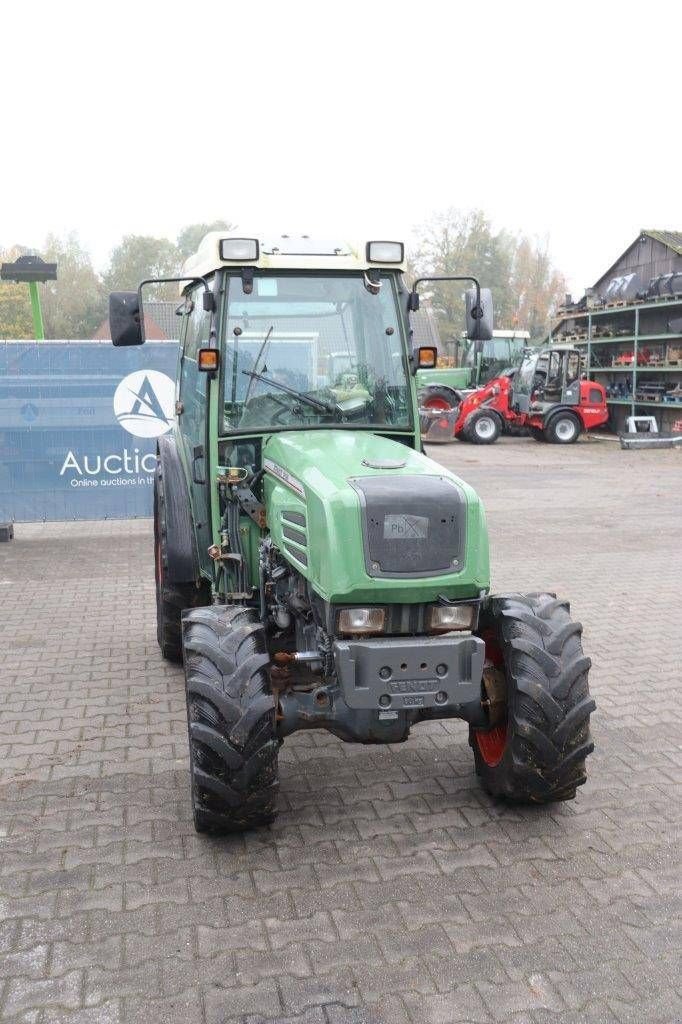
[42, 1002, 123, 1024]
[233, 944, 311, 986]
[279, 966, 360, 1012]
[2, 969, 84, 1015]
[376, 924, 452, 962]
[267, 911, 337, 949]
[402, 985, 490, 1023]
[476, 975, 563, 1015]
[1, 444, 680, 1024]
[124, 987, 205, 1024]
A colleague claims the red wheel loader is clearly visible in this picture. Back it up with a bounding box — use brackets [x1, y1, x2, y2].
[421, 345, 609, 445]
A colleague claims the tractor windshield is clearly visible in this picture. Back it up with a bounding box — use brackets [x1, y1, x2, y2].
[221, 273, 412, 432]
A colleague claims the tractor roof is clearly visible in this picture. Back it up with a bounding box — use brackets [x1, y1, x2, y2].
[182, 233, 407, 284]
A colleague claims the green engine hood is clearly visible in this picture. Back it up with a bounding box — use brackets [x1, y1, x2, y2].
[262, 430, 489, 603]
[416, 366, 471, 391]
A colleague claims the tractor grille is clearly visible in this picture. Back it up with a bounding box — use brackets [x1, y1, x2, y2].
[281, 510, 308, 567]
[350, 474, 466, 578]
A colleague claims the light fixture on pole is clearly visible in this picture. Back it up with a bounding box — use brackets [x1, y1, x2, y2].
[0, 254, 58, 340]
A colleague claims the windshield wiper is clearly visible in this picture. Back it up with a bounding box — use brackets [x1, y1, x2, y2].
[244, 325, 273, 405]
[241, 369, 339, 416]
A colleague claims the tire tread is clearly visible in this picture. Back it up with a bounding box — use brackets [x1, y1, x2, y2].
[183, 605, 278, 833]
[472, 592, 595, 803]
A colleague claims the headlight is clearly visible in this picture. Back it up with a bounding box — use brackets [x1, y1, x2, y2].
[219, 237, 259, 261]
[427, 603, 476, 633]
[338, 607, 386, 635]
[366, 241, 404, 263]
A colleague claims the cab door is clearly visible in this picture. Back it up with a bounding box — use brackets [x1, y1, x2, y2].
[562, 350, 582, 406]
[177, 284, 212, 576]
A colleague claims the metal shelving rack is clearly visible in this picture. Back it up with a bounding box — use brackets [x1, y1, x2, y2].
[552, 296, 682, 421]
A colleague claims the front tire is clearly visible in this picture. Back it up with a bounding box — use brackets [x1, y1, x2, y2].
[183, 605, 279, 833]
[470, 592, 595, 803]
[544, 412, 580, 444]
[466, 410, 501, 445]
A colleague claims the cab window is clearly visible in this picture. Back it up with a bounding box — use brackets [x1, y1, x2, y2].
[179, 286, 211, 434]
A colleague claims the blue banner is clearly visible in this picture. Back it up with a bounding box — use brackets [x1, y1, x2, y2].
[0, 340, 179, 521]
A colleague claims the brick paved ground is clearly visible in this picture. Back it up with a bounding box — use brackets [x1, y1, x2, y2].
[1, 437, 680, 1024]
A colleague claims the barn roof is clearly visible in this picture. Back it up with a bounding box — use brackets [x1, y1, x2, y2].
[641, 229, 682, 255]
[592, 228, 682, 289]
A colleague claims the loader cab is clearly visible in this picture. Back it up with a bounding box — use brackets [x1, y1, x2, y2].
[462, 330, 531, 387]
[512, 346, 582, 414]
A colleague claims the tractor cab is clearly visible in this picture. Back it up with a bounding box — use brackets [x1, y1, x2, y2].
[512, 345, 582, 415]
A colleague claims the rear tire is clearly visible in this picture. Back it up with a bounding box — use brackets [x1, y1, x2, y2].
[544, 412, 580, 444]
[154, 465, 209, 663]
[470, 592, 595, 803]
[466, 411, 501, 445]
[419, 385, 459, 411]
[183, 605, 279, 833]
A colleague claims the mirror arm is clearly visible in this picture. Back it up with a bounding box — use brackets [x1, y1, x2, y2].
[412, 275, 481, 311]
[137, 275, 216, 317]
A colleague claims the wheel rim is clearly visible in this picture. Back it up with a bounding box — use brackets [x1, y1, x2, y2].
[474, 628, 508, 766]
[555, 417, 577, 441]
[475, 416, 497, 440]
[424, 396, 452, 411]
[475, 725, 507, 767]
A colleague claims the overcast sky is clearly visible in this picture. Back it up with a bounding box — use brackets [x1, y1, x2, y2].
[2, 0, 680, 296]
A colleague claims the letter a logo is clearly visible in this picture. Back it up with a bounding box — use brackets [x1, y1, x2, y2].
[113, 370, 175, 438]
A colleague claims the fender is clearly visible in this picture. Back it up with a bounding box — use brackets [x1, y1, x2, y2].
[462, 404, 504, 434]
[156, 435, 200, 583]
[454, 375, 511, 437]
[541, 407, 582, 433]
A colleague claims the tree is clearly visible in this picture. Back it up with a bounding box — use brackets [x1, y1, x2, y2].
[40, 233, 106, 338]
[0, 245, 33, 338]
[509, 236, 567, 339]
[177, 220, 236, 261]
[412, 208, 566, 343]
[412, 209, 516, 342]
[103, 235, 180, 300]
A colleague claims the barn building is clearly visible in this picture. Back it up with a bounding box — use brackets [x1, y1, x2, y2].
[552, 230, 682, 432]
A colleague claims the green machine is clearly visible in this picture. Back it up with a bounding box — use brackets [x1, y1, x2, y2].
[417, 329, 532, 413]
[109, 235, 594, 833]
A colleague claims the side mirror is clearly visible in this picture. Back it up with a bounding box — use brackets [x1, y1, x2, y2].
[465, 287, 494, 342]
[110, 291, 144, 346]
[407, 290, 420, 312]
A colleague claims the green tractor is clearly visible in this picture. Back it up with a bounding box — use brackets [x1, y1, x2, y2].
[109, 235, 595, 833]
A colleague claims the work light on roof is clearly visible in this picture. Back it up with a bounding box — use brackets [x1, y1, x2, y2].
[219, 238, 259, 261]
[366, 241, 404, 264]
